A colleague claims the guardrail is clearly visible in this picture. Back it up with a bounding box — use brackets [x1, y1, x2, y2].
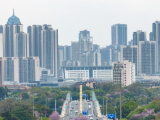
[60, 92, 71, 118]
[92, 91, 102, 118]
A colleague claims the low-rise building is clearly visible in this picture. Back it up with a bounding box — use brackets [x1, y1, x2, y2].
[62, 66, 113, 81]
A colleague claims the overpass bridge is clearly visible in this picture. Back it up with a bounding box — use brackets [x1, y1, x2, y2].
[60, 88, 106, 120]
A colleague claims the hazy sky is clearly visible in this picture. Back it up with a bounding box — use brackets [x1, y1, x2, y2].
[0, 0, 160, 47]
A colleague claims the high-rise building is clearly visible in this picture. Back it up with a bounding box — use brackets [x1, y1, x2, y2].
[113, 60, 135, 87]
[152, 21, 160, 72]
[71, 42, 79, 61]
[0, 58, 3, 85]
[58, 46, 64, 68]
[111, 24, 127, 45]
[150, 32, 154, 41]
[19, 57, 28, 83]
[28, 57, 40, 82]
[128, 40, 133, 46]
[3, 10, 23, 57]
[133, 30, 147, 45]
[71, 30, 93, 66]
[2, 57, 40, 83]
[138, 41, 156, 74]
[27, 25, 52, 66]
[3, 57, 19, 82]
[15, 32, 29, 57]
[93, 44, 100, 52]
[79, 30, 93, 64]
[0, 33, 3, 57]
[93, 51, 101, 66]
[120, 45, 138, 74]
[64, 46, 72, 61]
[42, 27, 58, 77]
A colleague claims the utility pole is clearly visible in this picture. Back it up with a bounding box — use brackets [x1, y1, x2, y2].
[115, 102, 116, 120]
[103, 97, 104, 115]
[106, 99, 107, 120]
[55, 99, 56, 112]
[33, 97, 34, 117]
[120, 69, 122, 120]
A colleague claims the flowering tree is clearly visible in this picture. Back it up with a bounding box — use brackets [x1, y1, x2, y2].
[34, 111, 40, 119]
[49, 112, 60, 120]
[73, 115, 90, 120]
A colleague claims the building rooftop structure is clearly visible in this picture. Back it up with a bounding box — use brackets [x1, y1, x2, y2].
[7, 9, 21, 25]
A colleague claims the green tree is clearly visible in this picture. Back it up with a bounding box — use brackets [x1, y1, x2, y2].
[116, 101, 138, 119]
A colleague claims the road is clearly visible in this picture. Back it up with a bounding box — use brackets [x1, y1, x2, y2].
[61, 100, 103, 120]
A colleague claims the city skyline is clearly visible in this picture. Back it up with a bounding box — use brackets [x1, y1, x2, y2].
[0, 0, 160, 47]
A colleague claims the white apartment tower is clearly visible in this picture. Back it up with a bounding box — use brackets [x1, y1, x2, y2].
[113, 60, 135, 87]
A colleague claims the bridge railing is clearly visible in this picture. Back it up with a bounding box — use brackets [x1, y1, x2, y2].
[60, 91, 71, 118]
[92, 91, 102, 118]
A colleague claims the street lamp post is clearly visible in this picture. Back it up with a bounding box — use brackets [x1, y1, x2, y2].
[120, 68, 122, 120]
[106, 99, 107, 120]
[33, 97, 34, 117]
[103, 97, 104, 115]
[55, 99, 57, 112]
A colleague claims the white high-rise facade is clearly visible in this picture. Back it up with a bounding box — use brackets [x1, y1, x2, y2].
[1, 57, 40, 83]
[113, 60, 135, 87]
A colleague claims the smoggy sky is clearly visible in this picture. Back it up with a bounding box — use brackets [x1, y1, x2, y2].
[0, 0, 160, 47]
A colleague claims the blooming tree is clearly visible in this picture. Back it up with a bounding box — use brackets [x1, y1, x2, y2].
[73, 115, 90, 120]
[34, 111, 40, 119]
[49, 112, 60, 120]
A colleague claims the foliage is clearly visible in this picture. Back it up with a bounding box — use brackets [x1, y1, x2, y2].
[49, 111, 60, 120]
[0, 87, 8, 100]
[116, 100, 138, 119]
[127, 107, 145, 119]
[73, 115, 89, 120]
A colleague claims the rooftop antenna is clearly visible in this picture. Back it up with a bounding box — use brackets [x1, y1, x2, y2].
[13, 9, 14, 16]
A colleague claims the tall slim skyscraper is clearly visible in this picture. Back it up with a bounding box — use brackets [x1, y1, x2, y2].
[138, 41, 156, 74]
[42, 27, 58, 77]
[3, 10, 23, 57]
[79, 30, 93, 64]
[64, 46, 72, 61]
[15, 32, 29, 57]
[111, 24, 127, 45]
[133, 30, 146, 45]
[27, 25, 52, 66]
[28, 57, 40, 82]
[152, 21, 160, 72]
[71, 41, 79, 61]
[0, 33, 3, 57]
[0, 58, 3, 85]
[120, 45, 138, 74]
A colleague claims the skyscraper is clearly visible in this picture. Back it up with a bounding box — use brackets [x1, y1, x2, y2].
[111, 24, 127, 45]
[15, 32, 29, 57]
[0, 33, 3, 57]
[133, 30, 146, 45]
[138, 41, 156, 74]
[42, 27, 58, 77]
[120, 45, 138, 74]
[0, 58, 3, 85]
[27, 25, 52, 66]
[3, 10, 23, 57]
[79, 30, 93, 64]
[152, 21, 160, 72]
[3, 57, 19, 82]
